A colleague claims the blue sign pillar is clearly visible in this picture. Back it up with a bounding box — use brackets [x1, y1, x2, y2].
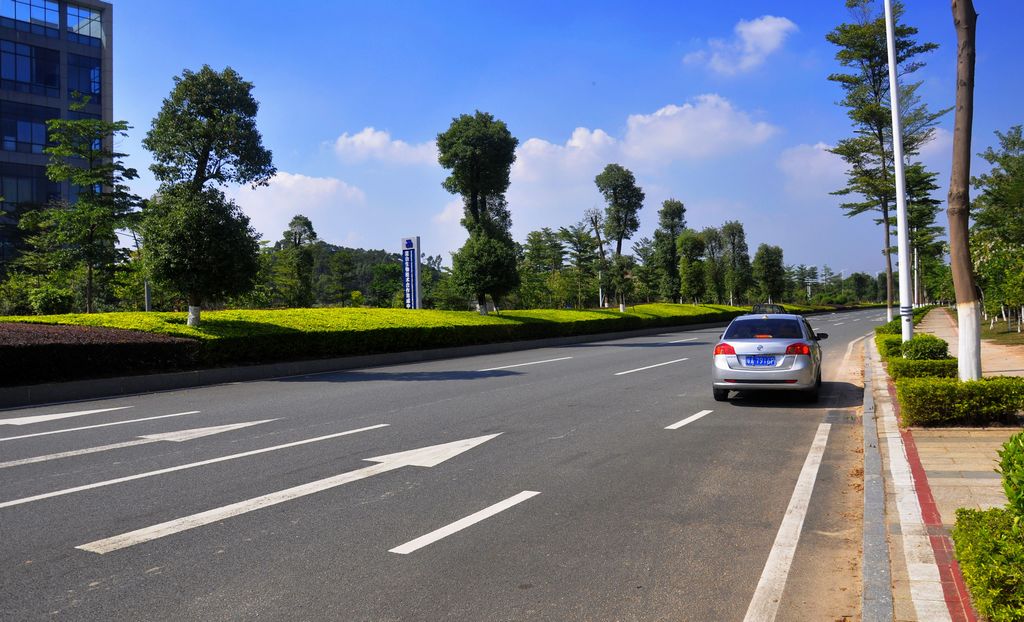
[401, 236, 422, 309]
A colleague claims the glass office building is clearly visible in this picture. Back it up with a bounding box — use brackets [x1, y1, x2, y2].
[0, 0, 111, 269]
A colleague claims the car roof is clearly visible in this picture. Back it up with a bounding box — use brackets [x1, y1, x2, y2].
[732, 313, 805, 321]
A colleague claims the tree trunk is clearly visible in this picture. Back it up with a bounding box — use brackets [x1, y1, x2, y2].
[948, 0, 981, 380]
[477, 293, 487, 315]
[86, 263, 94, 314]
[187, 293, 202, 327]
[882, 201, 894, 322]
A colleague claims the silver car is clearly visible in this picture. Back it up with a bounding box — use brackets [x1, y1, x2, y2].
[711, 314, 827, 402]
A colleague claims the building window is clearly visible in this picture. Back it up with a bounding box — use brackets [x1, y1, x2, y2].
[0, 0, 60, 38]
[67, 53, 100, 103]
[0, 40, 60, 98]
[0, 163, 60, 267]
[0, 99, 59, 154]
[66, 4, 102, 47]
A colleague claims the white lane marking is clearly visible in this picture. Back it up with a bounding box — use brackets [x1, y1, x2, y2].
[0, 406, 132, 426]
[839, 334, 870, 378]
[477, 356, 573, 372]
[668, 337, 698, 343]
[390, 490, 541, 555]
[852, 318, 862, 322]
[832, 322, 845, 326]
[0, 424, 390, 509]
[665, 410, 713, 430]
[77, 434, 501, 554]
[614, 358, 689, 376]
[0, 420, 275, 469]
[743, 422, 831, 622]
[0, 411, 201, 442]
[873, 346, 952, 621]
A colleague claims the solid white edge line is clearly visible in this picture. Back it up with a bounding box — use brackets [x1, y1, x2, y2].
[389, 491, 541, 555]
[743, 422, 831, 622]
[477, 357, 573, 372]
[614, 358, 689, 376]
[665, 410, 713, 430]
[0, 411, 201, 442]
[0, 423, 390, 509]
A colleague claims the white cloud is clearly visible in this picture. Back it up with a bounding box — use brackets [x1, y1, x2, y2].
[433, 199, 463, 224]
[622, 95, 779, 160]
[777, 142, 848, 198]
[513, 127, 616, 182]
[684, 15, 798, 75]
[229, 172, 366, 243]
[333, 127, 437, 165]
[917, 126, 953, 160]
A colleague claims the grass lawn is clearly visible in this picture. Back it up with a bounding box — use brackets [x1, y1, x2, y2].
[981, 321, 1024, 347]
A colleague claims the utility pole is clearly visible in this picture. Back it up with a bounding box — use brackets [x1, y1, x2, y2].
[884, 0, 914, 342]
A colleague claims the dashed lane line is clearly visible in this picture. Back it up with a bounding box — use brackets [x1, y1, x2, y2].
[477, 357, 573, 372]
[389, 490, 541, 555]
[614, 358, 689, 376]
[0, 406, 132, 426]
[665, 410, 713, 430]
[668, 337, 699, 344]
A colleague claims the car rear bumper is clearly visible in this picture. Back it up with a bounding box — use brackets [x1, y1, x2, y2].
[711, 355, 817, 390]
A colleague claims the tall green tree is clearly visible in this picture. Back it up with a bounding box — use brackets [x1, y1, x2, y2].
[594, 164, 645, 258]
[752, 244, 786, 303]
[631, 237, 659, 303]
[18, 108, 139, 313]
[274, 215, 318, 307]
[677, 229, 706, 304]
[142, 65, 276, 192]
[700, 226, 725, 304]
[558, 221, 599, 309]
[827, 0, 944, 320]
[141, 186, 261, 315]
[368, 261, 402, 307]
[142, 65, 274, 325]
[720, 220, 752, 306]
[653, 199, 686, 302]
[437, 111, 519, 311]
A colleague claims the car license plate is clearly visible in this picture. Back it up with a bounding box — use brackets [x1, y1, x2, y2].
[745, 355, 776, 367]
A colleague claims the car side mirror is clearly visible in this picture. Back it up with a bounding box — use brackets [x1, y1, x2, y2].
[816, 332, 829, 340]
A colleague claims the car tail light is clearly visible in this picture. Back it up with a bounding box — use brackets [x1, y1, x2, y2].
[714, 343, 736, 355]
[786, 342, 811, 356]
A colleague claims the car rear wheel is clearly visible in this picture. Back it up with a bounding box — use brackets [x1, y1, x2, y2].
[804, 372, 822, 403]
[713, 388, 729, 402]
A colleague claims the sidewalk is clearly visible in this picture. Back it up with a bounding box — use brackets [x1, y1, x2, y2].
[866, 308, 1024, 621]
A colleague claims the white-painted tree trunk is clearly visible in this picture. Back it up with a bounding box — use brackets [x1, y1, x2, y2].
[187, 305, 201, 327]
[619, 302, 626, 313]
[957, 300, 982, 380]
[886, 304, 893, 322]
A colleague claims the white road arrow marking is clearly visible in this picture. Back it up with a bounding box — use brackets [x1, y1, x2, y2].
[0, 420, 276, 469]
[0, 406, 132, 426]
[77, 433, 501, 554]
[0, 423, 389, 509]
[0, 411, 201, 443]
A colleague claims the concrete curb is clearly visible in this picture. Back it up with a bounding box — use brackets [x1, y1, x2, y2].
[861, 345, 895, 621]
[1, 320, 734, 410]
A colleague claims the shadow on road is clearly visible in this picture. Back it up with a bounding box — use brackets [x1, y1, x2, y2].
[277, 369, 521, 383]
[724, 381, 863, 410]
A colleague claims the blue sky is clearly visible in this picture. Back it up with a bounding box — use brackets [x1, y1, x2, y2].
[113, 1, 1024, 274]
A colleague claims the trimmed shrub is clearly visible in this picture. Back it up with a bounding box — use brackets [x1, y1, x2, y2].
[896, 377, 1024, 426]
[875, 334, 904, 360]
[887, 358, 958, 380]
[901, 333, 949, 360]
[1001, 431, 1024, 518]
[952, 507, 1024, 622]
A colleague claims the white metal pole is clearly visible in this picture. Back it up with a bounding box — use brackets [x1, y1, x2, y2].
[884, 0, 914, 342]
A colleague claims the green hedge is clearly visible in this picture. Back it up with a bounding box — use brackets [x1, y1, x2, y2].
[874, 305, 937, 335]
[876, 334, 904, 360]
[901, 334, 949, 360]
[1001, 432, 1024, 518]
[953, 507, 1024, 622]
[896, 377, 1024, 426]
[887, 358, 959, 380]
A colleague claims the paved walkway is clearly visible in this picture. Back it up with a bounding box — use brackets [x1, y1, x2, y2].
[872, 308, 1024, 621]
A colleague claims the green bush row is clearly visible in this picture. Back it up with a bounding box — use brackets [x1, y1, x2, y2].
[874, 305, 937, 335]
[901, 333, 949, 360]
[886, 358, 959, 380]
[875, 334, 904, 360]
[952, 507, 1024, 622]
[895, 377, 1024, 426]
[952, 431, 1024, 622]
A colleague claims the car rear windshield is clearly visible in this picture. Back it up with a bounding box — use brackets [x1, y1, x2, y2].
[724, 319, 804, 339]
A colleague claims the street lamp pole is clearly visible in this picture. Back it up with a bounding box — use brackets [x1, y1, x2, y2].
[884, 0, 914, 342]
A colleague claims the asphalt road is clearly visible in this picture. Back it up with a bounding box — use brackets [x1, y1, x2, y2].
[0, 308, 885, 621]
